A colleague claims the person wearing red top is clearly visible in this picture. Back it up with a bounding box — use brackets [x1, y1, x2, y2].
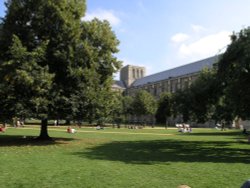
[0, 126, 5, 133]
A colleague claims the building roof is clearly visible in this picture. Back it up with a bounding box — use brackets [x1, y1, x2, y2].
[112, 80, 126, 89]
[132, 56, 219, 87]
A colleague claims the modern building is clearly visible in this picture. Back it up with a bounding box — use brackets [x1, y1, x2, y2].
[114, 56, 219, 96]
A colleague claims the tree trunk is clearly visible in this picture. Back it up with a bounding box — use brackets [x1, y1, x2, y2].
[165, 117, 168, 129]
[65, 119, 71, 125]
[235, 117, 241, 129]
[37, 119, 52, 140]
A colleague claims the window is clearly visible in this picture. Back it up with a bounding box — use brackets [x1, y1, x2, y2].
[133, 69, 135, 78]
[141, 70, 144, 77]
[154, 85, 157, 96]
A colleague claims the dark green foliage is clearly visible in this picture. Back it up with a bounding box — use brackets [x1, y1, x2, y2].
[217, 27, 250, 119]
[69, 18, 122, 124]
[212, 96, 234, 126]
[0, 35, 53, 121]
[0, 0, 121, 138]
[172, 89, 192, 122]
[122, 96, 134, 116]
[0, 0, 87, 137]
[80, 19, 121, 83]
[155, 92, 173, 124]
[172, 68, 225, 124]
[132, 90, 157, 117]
[188, 68, 220, 123]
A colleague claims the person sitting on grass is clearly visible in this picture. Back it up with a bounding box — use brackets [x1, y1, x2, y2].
[0, 125, 6, 133]
[96, 125, 104, 130]
[67, 126, 76, 133]
[242, 128, 249, 135]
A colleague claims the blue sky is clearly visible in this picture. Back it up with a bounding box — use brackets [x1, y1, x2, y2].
[1, 0, 250, 78]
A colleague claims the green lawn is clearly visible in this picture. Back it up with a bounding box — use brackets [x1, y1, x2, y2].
[0, 126, 249, 188]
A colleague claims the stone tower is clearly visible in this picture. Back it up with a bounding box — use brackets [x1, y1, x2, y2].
[120, 65, 146, 87]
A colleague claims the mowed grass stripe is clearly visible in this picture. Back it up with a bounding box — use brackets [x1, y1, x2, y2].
[10, 127, 174, 136]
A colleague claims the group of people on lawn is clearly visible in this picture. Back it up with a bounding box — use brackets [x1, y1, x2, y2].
[66, 125, 104, 133]
[12, 117, 24, 127]
[0, 117, 24, 133]
[176, 123, 192, 133]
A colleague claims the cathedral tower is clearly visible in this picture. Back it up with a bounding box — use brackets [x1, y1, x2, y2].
[120, 65, 146, 87]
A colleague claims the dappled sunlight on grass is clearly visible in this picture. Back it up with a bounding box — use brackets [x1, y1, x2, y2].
[76, 139, 250, 164]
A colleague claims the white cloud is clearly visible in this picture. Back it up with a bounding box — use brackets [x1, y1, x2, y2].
[178, 31, 231, 59]
[191, 24, 206, 33]
[82, 9, 121, 26]
[171, 33, 190, 43]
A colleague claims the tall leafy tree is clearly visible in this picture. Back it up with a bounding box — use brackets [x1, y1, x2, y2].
[188, 68, 219, 123]
[122, 95, 134, 123]
[80, 19, 121, 83]
[155, 92, 173, 125]
[212, 95, 234, 128]
[172, 89, 192, 123]
[0, 0, 121, 139]
[0, 0, 86, 139]
[0, 35, 53, 129]
[132, 90, 157, 122]
[109, 93, 124, 125]
[70, 18, 121, 124]
[217, 27, 250, 120]
[171, 68, 222, 124]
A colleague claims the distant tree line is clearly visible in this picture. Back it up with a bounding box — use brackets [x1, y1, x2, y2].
[118, 27, 250, 127]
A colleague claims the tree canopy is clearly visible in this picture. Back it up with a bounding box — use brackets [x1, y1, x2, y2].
[0, 0, 121, 139]
[217, 27, 250, 120]
[132, 90, 157, 122]
[155, 92, 173, 124]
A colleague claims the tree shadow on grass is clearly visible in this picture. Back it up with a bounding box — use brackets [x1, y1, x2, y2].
[74, 139, 250, 164]
[0, 135, 76, 147]
[190, 130, 244, 137]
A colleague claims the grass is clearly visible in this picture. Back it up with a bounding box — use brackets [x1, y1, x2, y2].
[0, 126, 249, 188]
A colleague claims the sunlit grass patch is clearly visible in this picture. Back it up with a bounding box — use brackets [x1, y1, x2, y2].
[0, 126, 249, 188]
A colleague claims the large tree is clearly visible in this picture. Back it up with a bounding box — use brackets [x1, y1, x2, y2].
[171, 68, 223, 124]
[122, 95, 134, 123]
[217, 27, 250, 120]
[132, 90, 157, 123]
[172, 89, 192, 123]
[70, 19, 121, 124]
[0, 0, 86, 139]
[0, 0, 121, 139]
[155, 92, 173, 125]
[0, 35, 53, 128]
[188, 68, 220, 123]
